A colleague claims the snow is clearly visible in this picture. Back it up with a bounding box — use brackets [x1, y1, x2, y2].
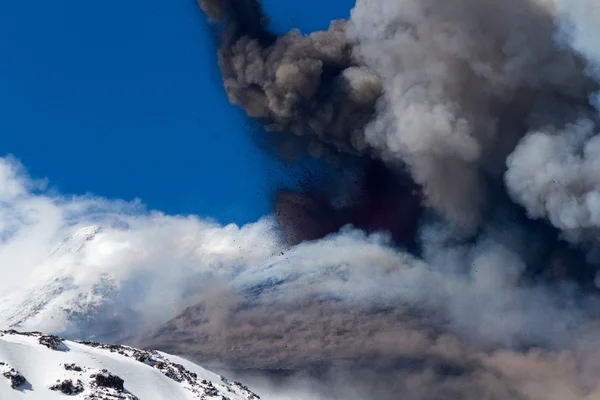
[48, 226, 103, 259]
[0, 218, 278, 342]
[0, 331, 260, 400]
[0, 225, 113, 336]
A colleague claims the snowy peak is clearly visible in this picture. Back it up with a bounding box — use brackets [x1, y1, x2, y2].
[0, 225, 119, 337]
[49, 225, 103, 258]
[0, 274, 120, 339]
[0, 330, 260, 400]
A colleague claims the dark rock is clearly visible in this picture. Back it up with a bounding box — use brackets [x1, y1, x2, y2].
[38, 334, 65, 351]
[8, 373, 26, 389]
[63, 363, 83, 372]
[2, 367, 27, 389]
[91, 370, 125, 391]
[50, 379, 84, 395]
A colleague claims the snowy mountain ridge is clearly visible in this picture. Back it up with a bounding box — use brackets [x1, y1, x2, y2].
[48, 225, 103, 259]
[0, 222, 263, 342]
[0, 330, 260, 400]
[0, 225, 120, 338]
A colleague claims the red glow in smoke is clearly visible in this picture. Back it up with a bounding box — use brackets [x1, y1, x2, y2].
[275, 161, 423, 249]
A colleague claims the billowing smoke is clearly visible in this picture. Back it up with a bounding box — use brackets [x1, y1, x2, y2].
[199, 0, 382, 159]
[199, 0, 424, 247]
[201, 0, 597, 233]
[505, 0, 600, 258]
[506, 118, 600, 248]
[158, 0, 600, 398]
[348, 0, 596, 230]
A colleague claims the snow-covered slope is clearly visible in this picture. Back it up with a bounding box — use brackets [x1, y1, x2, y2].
[0, 220, 276, 342]
[48, 226, 103, 258]
[0, 226, 113, 337]
[0, 224, 183, 341]
[0, 330, 260, 400]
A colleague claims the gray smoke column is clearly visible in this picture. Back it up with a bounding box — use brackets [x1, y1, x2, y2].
[198, 0, 382, 160]
[201, 0, 597, 233]
[199, 0, 426, 247]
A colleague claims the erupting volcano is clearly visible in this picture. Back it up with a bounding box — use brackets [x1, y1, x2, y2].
[3, 0, 600, 399]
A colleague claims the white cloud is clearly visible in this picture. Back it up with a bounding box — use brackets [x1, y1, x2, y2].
[0, 155, 282, 339]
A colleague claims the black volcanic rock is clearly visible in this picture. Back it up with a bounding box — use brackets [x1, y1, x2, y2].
[91, 370, 125, 391]
[50, 378, 84, 395]
[1, 362, 27, 389]
[38, 334, 66, 351]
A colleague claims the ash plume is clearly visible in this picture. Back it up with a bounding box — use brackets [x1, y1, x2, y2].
[202, 0, 598, 235]
[506, 118, 600, 247]
[198, 0, 382, 160]
[199, 0, 425, 247]
[159, 0, 600, 399]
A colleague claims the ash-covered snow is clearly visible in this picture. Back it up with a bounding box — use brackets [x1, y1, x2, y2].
[0, 330, 260, 400]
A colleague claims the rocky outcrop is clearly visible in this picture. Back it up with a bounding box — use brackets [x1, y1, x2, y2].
[0, 362, 27, 389]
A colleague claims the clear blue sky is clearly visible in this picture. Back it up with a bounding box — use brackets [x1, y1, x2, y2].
[0, 0, 355, 225]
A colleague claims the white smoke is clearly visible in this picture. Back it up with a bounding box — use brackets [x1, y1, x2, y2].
[505, 119, 600, 246]
[504, 0, 600, 258]
[0, 156, 281, 339]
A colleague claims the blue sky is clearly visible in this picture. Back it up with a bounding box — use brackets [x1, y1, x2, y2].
[0, 0, 355, 225]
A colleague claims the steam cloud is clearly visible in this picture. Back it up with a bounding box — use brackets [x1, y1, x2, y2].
[2, 0, 600, 399]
